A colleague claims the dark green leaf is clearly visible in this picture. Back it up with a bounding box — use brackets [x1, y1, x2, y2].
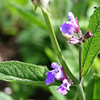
[81, 7, 100, 76]
[0, 61, 48, 85]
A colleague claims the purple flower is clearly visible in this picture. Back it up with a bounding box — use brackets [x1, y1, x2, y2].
[45, 62, 71, 95]
[57, 79, 71, 95]
[60, 12, 80, 35]
[60, 22, 75, 35]
[45, 62, 67, 85]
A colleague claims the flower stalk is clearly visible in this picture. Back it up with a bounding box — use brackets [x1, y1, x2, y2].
[76, 83, 86, 100]
[42, 11, 79, 84]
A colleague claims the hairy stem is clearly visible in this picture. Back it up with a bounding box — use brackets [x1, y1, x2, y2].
[77, 83, 86, 100]
[79, 45, 82, 81]
[42, 11, 79, 84]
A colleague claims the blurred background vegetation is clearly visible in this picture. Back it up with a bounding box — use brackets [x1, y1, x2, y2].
[0, 0, 100, 100]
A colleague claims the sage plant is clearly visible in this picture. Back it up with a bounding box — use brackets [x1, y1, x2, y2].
[0, 0, 100, 100]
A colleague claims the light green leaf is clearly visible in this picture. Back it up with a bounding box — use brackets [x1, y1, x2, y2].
[81, 7, 100, 76]
[0, 92, 13, 100]
[0, 61, 48, 86]
[85, 74, 100, 100]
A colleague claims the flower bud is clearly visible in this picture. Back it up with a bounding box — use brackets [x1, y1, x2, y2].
[68, 37, 80, 44]
[84, 30, 94, 39]
[82, 38, 85, 43]
[31, 0, 51, 13]
[31, 0, 39, 6]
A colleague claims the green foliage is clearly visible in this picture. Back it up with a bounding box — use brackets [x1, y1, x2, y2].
[0, 61, 48, 85]
[85, 74, 100, 100]
[17, 27, 50, 64]
[74, 0, 90, 20]
[63, 45, 79, 77]
[81, 7, 100, 76]
[9, 3, 46, 29]
[11, 83, 35, 100]
[0, 92, 13, 100]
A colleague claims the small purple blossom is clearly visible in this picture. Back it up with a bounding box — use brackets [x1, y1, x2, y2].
[59, 12, 94, 46]
[45, 62, 66, 85]
[60, 12, 80, 35]
[45, 71, 55, 85]
[57, 79, 71, 95]
[60, 22, 75, 35]
[45, 62, 71, 95]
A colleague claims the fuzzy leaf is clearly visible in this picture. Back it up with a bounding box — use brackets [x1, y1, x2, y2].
[0, 61, 48, 85]
[81, 7, 100, 76]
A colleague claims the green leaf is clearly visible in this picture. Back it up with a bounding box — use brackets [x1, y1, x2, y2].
[81, 7, 100, 76]
[0, 61, 48, 85]
[0, 92, 13, 100]
[85, 74, 100, 100]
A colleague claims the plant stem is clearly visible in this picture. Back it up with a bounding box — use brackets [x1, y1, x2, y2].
[42, 11, 79, 84]
[76, 83, 86, 100]
[79, 45, 82, 81]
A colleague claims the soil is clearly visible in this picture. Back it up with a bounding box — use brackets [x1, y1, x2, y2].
[0, 34, 20, 61]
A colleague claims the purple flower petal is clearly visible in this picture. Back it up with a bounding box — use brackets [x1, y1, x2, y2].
[45, 62, 68, 85]
[45, 62, 63, 85]
[63, 79, 71, 90]
[51, 62, 60, 69]
[68, 12, 78, 28]
[60, 22, 75, 35]
[68, 12, 75, 20]
[57, 86, 68, 95]
[57, 79, 71, 95]
[51, 62, 64, 80]
[45, 71, 55, 85]
[55, 68, 64, 80]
